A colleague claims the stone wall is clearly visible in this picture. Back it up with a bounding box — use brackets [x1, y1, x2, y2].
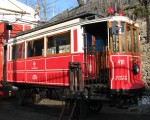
[141, 43, 150, 84]
[137, 17, 150, 85]
[123, 3, 150, 86]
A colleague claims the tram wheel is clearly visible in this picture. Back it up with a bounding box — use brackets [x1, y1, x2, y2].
[88, 101, 103, 113]
[17, 89, 25, 106]
[117, 99, 128, 109]
[31, 93, 41, 103]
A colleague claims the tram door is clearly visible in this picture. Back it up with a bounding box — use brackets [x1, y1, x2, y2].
[84, 22, 108, 84]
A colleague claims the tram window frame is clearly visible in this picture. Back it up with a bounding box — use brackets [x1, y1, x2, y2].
[110, 22, 140, 54]
[121, 22, 126, 53]
[47, 31, 71, 55]
[126, 24, 140, 53]
[111, 21, 119, 53]
[112, 34, 119, 52]
[27, 37, 44, 58]
[12, 42, 25, 60]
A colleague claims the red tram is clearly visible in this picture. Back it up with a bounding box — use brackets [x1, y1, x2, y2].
[2, 11, 145, 110]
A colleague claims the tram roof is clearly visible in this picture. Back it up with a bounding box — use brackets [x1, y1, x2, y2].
[13, 3, 105, 38]
[12, 3, 136, 38]
[14, 12, 102, 38]
[13, 15, 133, 37]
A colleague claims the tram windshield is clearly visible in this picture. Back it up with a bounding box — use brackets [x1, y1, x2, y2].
[110, 21, 140, 53]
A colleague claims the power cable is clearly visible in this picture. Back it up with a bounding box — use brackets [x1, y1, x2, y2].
[8, 0, 24, 12]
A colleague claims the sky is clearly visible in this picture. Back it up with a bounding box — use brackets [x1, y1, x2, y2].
[17, 0, 78, 20]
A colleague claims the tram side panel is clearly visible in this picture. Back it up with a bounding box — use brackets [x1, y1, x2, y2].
[6, 27, 85, 87]
[110, 55, 128, 90]
[109, 55, 143, 90]
[7, 61, 25, 83]
[25, 58, 45, 84]
[129, 55, 144, 89]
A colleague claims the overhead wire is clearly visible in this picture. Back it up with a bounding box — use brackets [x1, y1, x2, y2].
[8, 0, 24, 12]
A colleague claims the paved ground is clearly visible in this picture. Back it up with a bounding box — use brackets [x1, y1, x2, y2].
[0, 97, 150, 120]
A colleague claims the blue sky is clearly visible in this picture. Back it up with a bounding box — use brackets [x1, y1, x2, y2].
[17, 0, 78, 20]
[56, 0, 78, 11]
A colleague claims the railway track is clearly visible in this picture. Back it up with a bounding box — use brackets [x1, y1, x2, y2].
[0, 97, 150, 120]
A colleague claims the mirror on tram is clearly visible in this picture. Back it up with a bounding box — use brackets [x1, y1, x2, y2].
[111, 21, 119, 35]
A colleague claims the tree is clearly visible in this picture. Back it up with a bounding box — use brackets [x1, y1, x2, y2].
[19, 0, 56, 22]
[135, 0, 150, 43]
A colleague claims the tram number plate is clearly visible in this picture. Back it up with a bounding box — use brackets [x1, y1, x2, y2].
[115, 75, 127, 80]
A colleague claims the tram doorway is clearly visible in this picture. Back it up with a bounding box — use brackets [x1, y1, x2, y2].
[83, 21, 109, 85]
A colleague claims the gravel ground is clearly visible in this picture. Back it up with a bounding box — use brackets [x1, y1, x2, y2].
[0, 97, 150, 120]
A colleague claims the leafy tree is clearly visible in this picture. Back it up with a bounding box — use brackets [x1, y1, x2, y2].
[135, 0, 150, 43]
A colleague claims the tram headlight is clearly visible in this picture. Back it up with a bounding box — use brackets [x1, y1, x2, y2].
[133, 63, 140, 75]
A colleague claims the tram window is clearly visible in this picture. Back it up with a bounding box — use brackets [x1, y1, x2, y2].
[133, 29, 138, 52]
[111, 21, 119, 53]
[47, 32, 70, 55]
[112, 34, 119, 52]
[27, 38, 44, 57]
[127, 26, 132, 52]
[86, 32, 92, 53]
[12, 42, 25, 60]
[121, 22, 125, 52]
[95, 37, 103, 52]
